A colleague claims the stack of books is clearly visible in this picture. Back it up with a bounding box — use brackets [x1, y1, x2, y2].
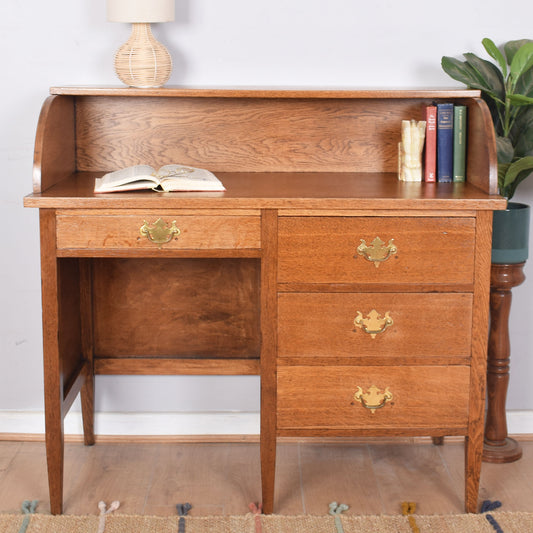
[424, 103, 467, 183]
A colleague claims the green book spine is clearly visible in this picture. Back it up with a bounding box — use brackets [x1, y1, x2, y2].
[453, 106, 467, 182]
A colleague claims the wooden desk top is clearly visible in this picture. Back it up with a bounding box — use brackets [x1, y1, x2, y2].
[49, 86, 483, 99]
[24, 171, 505, 211]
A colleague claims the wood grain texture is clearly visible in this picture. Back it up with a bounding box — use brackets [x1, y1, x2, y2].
[91, 258, 260, 358]
[464, 98, 499, 195]
[39, 210, 65, 515]
[368, 442, 461, 515]
[25, 89, 504, 515]
[56, 212, 261, 251]
[32, 96, 75, 193]
[144, 442, 261, 516]
[260, 210, 279, 515]
[66, 443, 159, 513]
[72, 97, 409, 173]
[278, 292, 473, 359]
[25, 171, 506, 211]
[464, 210, 493, 512]
[3, 439, 533, 516]
[278, 216, 476, 285]
[440, 439, 533, 515]
[79, 260, 95, 446]
[70, 95, 493, 181]
[484, 262, 526, 462]
[57, 259, 83, 392]
[94, 357, 260, 375]
[298, 442, 383, 514]
[277, 365, 470, 432]
[49, 86, 483, 99]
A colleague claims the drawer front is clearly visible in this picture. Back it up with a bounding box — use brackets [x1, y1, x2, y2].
[278, 292, 472, 359]
[277, 365, 470, 431]
[56, 213, 261, 250]
[278, 216, 475, 284]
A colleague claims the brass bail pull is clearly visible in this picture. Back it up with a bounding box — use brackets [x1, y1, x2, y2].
[139, 218, 180, 247]
[353, 385, 393, 413]
[356, 237, 397, 267]
[353, 309, 393, 338]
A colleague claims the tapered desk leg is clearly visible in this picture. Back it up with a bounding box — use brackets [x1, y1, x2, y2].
[80, 259, 95, 446]
[40, 210, 65, 514]
[260, 209, 278, 514]
[45, 403, 64, 515]
[465, 433, 483, 513]
[80, 370, 95, 446]
[260, 420, 276, 514]
[483, 262, 525, 463]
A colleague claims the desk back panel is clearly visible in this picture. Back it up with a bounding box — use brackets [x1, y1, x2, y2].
[74, 96, 431, 174]
[91, 257, 261, 358]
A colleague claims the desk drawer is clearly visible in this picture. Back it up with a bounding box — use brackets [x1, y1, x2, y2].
[278, 216, 475, 285]
[278, 292, 472, 359]
[277, 365, 470, 431]
[56, 212, 261, 250]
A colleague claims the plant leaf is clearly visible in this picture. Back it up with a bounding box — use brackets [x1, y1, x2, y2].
[481, 93, 504, 136]
[441, 56, 504, 101]
[482, 37, 508, 78]
[504, 39, 533, 65]
[509, 42, 533, 86]
[498, 162, 510, 193]
[515, 66, 533, 98]
[463, 53, 505, 101]
[496, 136, 514, 164]
[511, 106, 533, 156]
[506, 166, 533, 198]
[441, 56, 482, 86]
[508, 93, 533, 106]
[502, 156, 533, 188]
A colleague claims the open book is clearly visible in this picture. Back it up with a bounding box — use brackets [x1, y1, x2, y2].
[94, 164, 226, 193]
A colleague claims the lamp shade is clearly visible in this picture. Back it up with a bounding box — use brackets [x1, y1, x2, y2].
[107, 0, 175, 23]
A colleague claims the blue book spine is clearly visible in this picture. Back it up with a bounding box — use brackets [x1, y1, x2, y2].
[437, 103, 454, 182]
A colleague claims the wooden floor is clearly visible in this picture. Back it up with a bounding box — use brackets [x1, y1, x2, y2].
[1, 437, 532, 516]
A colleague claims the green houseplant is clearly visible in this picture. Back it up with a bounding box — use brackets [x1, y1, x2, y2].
[442, 38, 533, 263]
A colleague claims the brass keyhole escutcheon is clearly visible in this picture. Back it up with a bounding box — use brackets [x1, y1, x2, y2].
[139, 218, 180, 247]
[356, 237, 397, 267]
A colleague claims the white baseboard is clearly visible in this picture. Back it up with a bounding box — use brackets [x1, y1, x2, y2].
[506, 410, 533, 435]
[0, 410, 260, 436]
[1, 410, 532, 437]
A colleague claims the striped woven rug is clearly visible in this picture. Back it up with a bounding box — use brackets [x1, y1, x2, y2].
[2, 510, 533, 533]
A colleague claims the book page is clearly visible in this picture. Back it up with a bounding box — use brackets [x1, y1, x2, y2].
[156, 164, 226, 192]
[94, 165, 157, 192]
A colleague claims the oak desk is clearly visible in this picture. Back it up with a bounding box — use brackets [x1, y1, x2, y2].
[24, 87, 505, 514]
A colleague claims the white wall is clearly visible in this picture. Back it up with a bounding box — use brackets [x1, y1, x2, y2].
[2, 0, 533, 435]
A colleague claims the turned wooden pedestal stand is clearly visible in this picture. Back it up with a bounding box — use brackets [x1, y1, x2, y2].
[483, 262, 526, 463]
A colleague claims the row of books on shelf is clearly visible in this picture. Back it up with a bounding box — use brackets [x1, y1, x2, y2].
[398, 103, 467, 183]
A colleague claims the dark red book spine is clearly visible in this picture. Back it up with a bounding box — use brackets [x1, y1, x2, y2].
[424, 106, 437, 182]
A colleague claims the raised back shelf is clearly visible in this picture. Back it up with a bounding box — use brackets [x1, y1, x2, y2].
[32, 87, 497, 197]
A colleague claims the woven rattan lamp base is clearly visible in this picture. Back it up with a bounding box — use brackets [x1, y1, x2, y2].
[114, 22, 172, 88]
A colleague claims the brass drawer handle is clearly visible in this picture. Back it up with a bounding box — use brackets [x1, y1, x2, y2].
[354, 309, 393, 338]
[354, 385, 393, 413]
[356, 237, 397, 267]
[139, 218, 180, 247]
